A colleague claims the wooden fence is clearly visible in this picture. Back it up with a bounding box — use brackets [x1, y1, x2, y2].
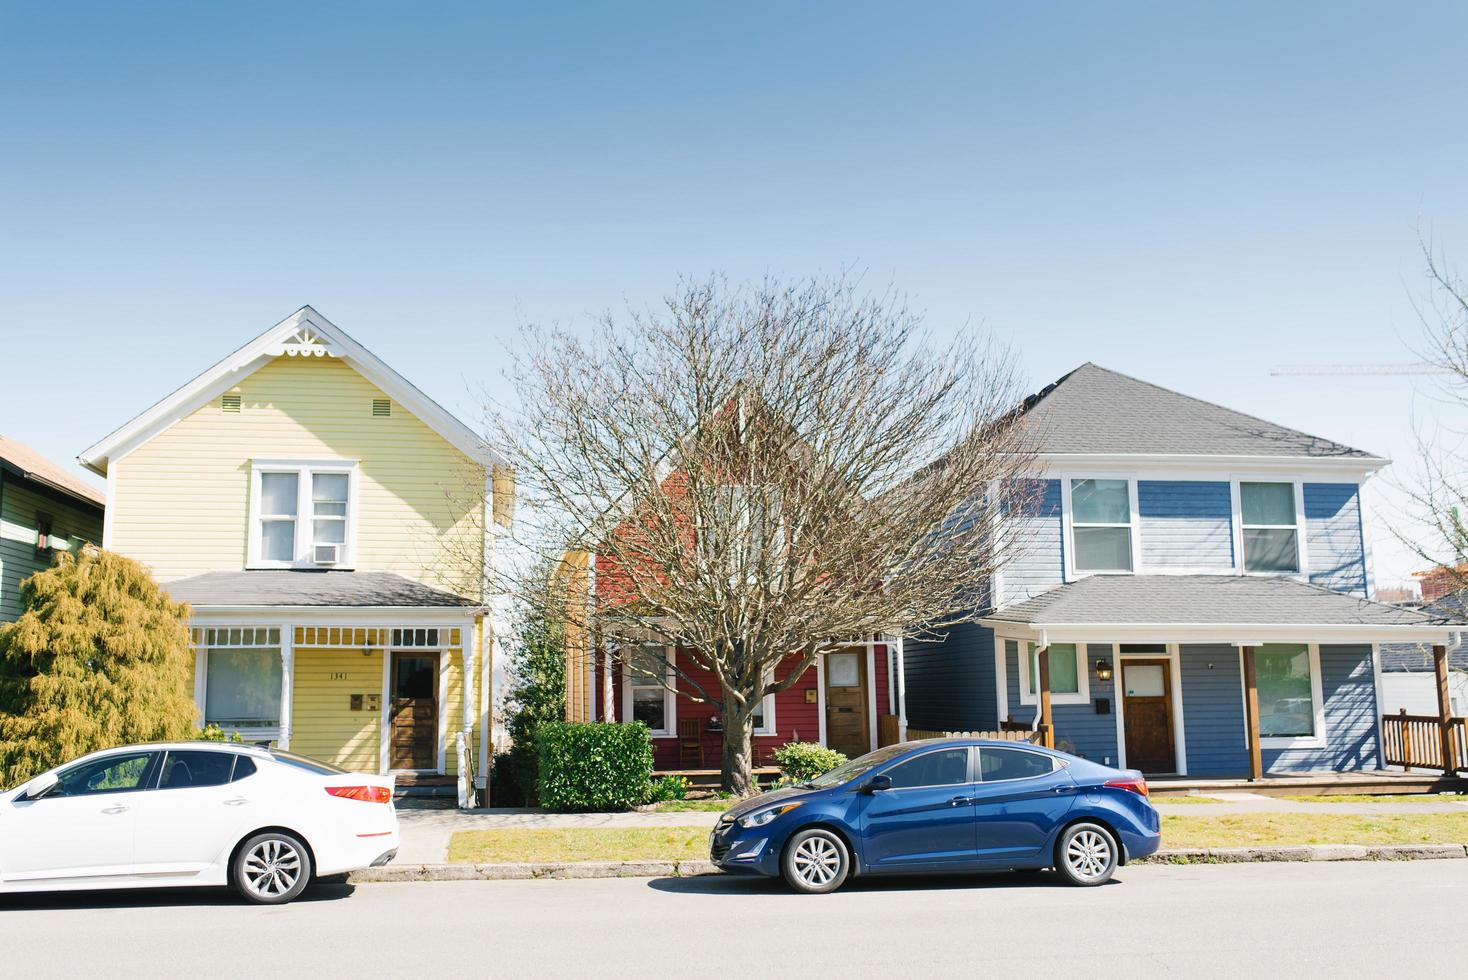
[1381, 710, 1467, 773]
[904, 726, 1047, 745]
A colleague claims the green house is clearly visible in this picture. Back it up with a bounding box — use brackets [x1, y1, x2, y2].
[0, 434, 105, 622]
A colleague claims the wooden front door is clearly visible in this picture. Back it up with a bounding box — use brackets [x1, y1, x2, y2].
[824, 651, 869, 757]
[390, 652, 438, 770]
[1122, 659, 1176, 774]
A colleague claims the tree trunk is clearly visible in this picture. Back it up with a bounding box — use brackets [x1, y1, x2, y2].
[719, 682, 756, 796]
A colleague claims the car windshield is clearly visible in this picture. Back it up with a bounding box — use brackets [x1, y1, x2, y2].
[805, 744, 913, 788]
[268, 749, 348, 775]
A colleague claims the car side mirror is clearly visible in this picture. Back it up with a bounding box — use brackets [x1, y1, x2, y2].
[23, 771, 59, 800]
[859, 774, 892, 794]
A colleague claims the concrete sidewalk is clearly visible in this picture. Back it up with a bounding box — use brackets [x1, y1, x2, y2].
[1152, 791, 1468, 816]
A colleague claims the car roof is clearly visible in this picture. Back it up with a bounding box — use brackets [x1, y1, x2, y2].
[894, 737, 1058, 753]
[78, 741, 272, 758]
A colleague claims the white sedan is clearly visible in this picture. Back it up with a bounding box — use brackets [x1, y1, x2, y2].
[0, 742, 399, 904]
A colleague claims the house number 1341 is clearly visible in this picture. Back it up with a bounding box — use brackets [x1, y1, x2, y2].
[329, 671, 347, 681]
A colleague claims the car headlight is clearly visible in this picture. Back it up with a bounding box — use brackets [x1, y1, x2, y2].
[737, 802, 802, 828]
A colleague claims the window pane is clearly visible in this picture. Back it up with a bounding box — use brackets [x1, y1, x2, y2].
[631, 687, 666, 731]
[1256, 645, 1314, 737]
[206, 648, 282, 727]
[1028, 644, 1079, 695]
[1072, 479, 1130, 524]
[1074, 526, 1132, 571]
[827, 651, 861, 687]
[312, 472, 349, 504]
[261, 519, 296, 561]
[313, 518, 347, 545]
[885, 748, 969, 788]
[1242, 482, 1295, 526]
[1244, 527, 1299, 572]
[260, 472, 298, 516]
[751, 696, 765, 730]
[53, 753, 155, 797]
[1123, 664, 1166, 697]
[158, 750, 235, 789]
[980, 747, 1054, 781]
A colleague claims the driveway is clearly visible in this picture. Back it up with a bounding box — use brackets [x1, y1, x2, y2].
[2, 862, 1462, 977]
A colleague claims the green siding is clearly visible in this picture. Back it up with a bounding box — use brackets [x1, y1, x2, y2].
[0, 472, 105, 622]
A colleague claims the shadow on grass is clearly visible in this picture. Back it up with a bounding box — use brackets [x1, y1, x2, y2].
[0, 876, 357, 911]
[648, 868, 1121, 895]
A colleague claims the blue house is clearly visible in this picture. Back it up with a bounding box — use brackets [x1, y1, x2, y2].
[903, 364, 1455, 778]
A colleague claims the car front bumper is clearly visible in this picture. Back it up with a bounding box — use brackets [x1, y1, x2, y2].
[710, 822, 783, 877]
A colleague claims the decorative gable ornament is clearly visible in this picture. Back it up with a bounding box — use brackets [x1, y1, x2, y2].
[267, 326, 337, 358]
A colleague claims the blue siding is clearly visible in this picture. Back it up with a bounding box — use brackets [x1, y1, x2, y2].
[1138, 481, 1233, 569]
[1179, 644, 1250, 776]
[903, 623, 998, 731]
[1264, 644, 1379, 772]
[1004, 640, 1119, 766]
[1304, 483, 1367, 596]
[1000, 479, 1063, 605]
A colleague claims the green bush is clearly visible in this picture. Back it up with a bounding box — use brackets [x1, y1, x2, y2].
[537, 721, 654, 812]
[197, 724, 243, 743]
[644, 774, 690, 804]
[773, 741, 846, 781]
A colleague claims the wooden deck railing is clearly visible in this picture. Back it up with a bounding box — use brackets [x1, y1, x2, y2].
[1381, 710, 1467, 773]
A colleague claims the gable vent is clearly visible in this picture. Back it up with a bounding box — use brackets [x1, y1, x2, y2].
[372, 398, 391, 417]
[221, 393, 242, 413]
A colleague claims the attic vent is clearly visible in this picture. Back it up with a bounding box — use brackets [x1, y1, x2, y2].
[372, 398, 391, 417]
[221, 393, 242, 413]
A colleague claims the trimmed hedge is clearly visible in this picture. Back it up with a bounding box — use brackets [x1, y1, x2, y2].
[773, 741, 847, 781]
[537, 721, 654, 812]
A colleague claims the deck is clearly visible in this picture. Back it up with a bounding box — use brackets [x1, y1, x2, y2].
[1149, 769, 1468, 798]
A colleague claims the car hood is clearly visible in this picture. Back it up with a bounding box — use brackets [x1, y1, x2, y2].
[721, 784, 834, 821]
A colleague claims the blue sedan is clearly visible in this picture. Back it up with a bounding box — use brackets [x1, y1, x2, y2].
[710, 738, 1160, 893]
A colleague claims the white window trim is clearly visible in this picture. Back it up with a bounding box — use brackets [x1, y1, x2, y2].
[1238, 642, 1328, 751]
[248, 459, 360, 570]
[1061, 475, 1140, 580]
[622, 644, 677, 739]
[196, 639, 287, 741]
[752, 665, 777, 736]
[1230, 478, 1310, 579]
[1016, 640, 1092, 706]
[1110, 643, 1189, 775]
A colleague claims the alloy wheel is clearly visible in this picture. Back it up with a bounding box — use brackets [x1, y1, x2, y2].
[242, 838, 304, 900]
[1064, 828, 1113, 881]
[791, 835, 842, 887]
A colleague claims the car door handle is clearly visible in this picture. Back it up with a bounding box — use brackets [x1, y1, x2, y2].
[101, 804, 129, 814]
[223, 797, 249, 806]
[949, 796, 972, 806]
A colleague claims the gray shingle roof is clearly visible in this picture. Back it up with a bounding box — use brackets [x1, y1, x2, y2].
[164, 570, 478, 608]
[1014, 363, 1379, 459]
[986, 575, 1448, 628]
[1380, 591, 1468, 671]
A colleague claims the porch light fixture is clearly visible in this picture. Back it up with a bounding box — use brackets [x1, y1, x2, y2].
[1095, 659, 1113, 683]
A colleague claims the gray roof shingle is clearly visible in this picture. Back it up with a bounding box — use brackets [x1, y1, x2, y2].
[164, 570, 478, 608]
[986, 575, 1448, 628]
[1014, 364, 1379, 459]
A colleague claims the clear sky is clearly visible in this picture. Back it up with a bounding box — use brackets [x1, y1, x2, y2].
[3, 2, 1465, 588]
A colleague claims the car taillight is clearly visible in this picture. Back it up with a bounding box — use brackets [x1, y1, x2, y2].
[1104, 777, 1149, 798]
[325, 785, 392, 803]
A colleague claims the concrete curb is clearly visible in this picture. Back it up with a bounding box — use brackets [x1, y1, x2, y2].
[350, 844, 1468, 882]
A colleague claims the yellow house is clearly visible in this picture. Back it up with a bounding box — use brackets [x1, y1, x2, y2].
[78, 306, 510, 804]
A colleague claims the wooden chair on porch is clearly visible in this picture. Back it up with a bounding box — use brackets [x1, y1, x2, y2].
[677, 717, 704, 768]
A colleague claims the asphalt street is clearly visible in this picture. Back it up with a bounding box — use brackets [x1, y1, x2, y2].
[3, 861, 1464, 978]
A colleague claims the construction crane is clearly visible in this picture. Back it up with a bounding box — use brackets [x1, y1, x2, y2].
[1269, 363, 1455, 377]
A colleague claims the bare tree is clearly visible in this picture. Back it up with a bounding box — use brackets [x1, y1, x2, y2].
[485, 275, 1036, 793]
[1399, 242, 1468, 589]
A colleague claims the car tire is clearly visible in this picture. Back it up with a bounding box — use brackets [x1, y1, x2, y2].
[1054, 822, 1118, 887]
[781, 828, 851, 894]
[232, 831, 313, 905]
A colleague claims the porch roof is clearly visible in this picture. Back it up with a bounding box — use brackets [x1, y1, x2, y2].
[164, 569, 479, 610]
[981, 574, 1459, 645]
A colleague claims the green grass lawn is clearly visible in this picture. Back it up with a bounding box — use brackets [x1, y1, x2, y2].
[1276, 794, 1468, 804]
[1152, 795, 1226, 805]
[446, 812, 1468, 864]
[448, 828, 710, 864]
[643, 798, 732, 812]
[1161, 812, 1468, 849]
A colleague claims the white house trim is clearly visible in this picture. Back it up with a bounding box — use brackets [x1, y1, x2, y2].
[1015, 638, 1092, 706]
[1110, 643, 1189, 775]
[816, 655, 827, 747]
[77, 305, 506, 477]
[865, 640, 879, 753]
[246, 459, 360, 569]
[1235, 642, 1329, 751]
[621, 644, 677, 738]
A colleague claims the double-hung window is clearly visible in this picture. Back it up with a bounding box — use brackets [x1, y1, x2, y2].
[750, 667, 776, 735]
[1240, 482, 1300, 573]
[625, 644, 674, 737]
[1253, 643, 1323, 745]
[250, 461, 357, 567]
[1070, 478, 1133, 572]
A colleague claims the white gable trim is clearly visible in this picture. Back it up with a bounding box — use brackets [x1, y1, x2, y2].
[78, 305, 505, 475]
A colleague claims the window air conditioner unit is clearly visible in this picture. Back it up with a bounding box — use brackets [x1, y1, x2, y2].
[314, 544, 341, 565]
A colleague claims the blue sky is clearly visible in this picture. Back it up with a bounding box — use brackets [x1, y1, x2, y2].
[2, 2, 1465, 587]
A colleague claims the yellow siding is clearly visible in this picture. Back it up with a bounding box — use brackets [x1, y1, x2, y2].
[291, 648, 383, 772]
[109, 355, 485, 597]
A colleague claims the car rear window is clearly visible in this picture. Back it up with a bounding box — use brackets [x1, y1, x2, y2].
[269, 749, 348, 775]
[979, 747, 1056, 781]
[230, 756, 258, 782]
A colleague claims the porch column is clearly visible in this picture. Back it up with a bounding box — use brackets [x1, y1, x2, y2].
[278, 624, 294, 751]
[462, 623, 475, 733]
[895, 634, 908, 742]
[1435, 645, 1456, 776]
[1241, 646, 1263, 781]
[600, 632, 616, 723]
[1036, 645, 1054, 749]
